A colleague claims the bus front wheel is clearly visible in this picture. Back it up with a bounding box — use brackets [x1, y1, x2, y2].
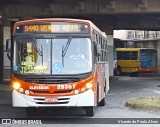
[85, 106, 95, 116]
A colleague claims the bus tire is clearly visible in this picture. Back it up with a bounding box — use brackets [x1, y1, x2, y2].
[116, 66, 122, 76]
[85, 106, 95, 116]
[26, 107, 37, 116]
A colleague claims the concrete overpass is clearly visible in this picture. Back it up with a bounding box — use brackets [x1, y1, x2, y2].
[1, 0, 160, 80]
[1, 0, 160, 30]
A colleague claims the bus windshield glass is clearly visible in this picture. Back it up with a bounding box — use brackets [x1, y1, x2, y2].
[13, 37, 92, 75]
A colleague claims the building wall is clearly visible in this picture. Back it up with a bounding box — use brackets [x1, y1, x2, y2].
[114, 30, 128, 40]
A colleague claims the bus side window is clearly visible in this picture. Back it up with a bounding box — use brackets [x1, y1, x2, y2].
[117, 51, 122, 60]
[123, 51, 131, 60]
[131, 51, 138, 60]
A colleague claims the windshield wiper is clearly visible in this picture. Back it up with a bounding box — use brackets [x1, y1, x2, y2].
[61, 36, 72, 67]
[32, 36, 43, 56]
[32, 36, 44, 65]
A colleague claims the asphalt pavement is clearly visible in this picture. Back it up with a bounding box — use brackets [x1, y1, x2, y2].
[0, 76, 160, 126]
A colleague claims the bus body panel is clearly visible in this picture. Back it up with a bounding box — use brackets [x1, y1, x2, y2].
[12, 73, 97, 107]
[95, 62, 109, 102]
[13, 89, 94, 107]
[12, 90, 28, 107]
[117, 60, 139, 73]
[105, 62, 109, 95]
[96, 64, 104, 102]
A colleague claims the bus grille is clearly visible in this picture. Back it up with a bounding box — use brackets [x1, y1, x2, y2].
[30, 90, 72, 94]
[23, 77, 80, 84]
[34, 98, 70, 101]
[36, 102, 69, 104]
[34, 97, 70, 105]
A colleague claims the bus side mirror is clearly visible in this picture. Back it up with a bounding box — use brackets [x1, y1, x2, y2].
[94, 42, 101, 57]
[6, 39, 12, 61]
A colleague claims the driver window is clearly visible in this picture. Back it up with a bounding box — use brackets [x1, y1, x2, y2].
[25, 42, 34, 62]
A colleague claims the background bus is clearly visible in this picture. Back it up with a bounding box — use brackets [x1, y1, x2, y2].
[114, 48, 157, 76]
[6, 18, 109, 116]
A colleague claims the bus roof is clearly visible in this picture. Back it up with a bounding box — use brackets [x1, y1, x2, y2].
[116, 48, 156, 51]
[14, 18, 106, 37]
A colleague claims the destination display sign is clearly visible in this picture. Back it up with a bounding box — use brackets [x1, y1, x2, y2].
[15, 22, 89, 33]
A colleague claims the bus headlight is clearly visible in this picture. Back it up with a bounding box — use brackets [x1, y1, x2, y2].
[86, 82, 93, 89]
[13, 82, 21, 90]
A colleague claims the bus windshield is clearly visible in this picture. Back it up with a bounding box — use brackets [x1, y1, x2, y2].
[13, 37, 92, 75]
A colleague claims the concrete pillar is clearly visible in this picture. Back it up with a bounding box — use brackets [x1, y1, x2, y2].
[0, 21, 3, 81]
[3, 26, 11, 80]
[107, 35, 114, 76]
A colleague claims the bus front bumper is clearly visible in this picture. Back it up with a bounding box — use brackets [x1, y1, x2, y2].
[12, 89, 94, 107]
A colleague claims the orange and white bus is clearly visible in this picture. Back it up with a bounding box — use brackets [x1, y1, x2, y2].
[6, 18, 109, 116]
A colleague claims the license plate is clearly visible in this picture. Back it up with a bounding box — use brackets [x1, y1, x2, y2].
[45, 97, 58, 102]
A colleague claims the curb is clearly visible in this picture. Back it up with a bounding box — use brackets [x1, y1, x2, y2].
[109, 76, 133, 81]
[126, 101, 136, 109]
[126, 97, 160, 111]
[110, 76, 160, 81]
